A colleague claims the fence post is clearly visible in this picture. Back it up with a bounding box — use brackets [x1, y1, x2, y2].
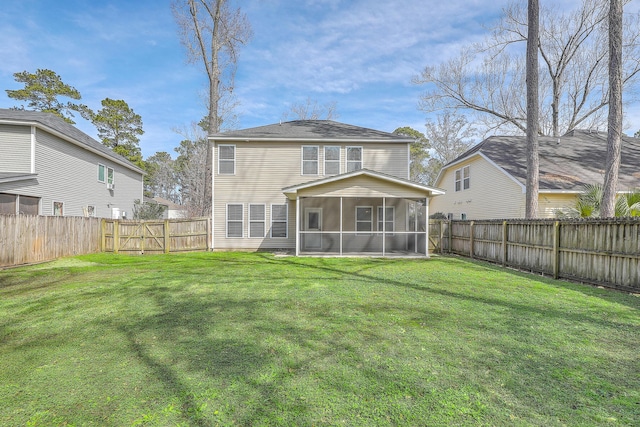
[439, 220, 444, 254]
[553, 221, 560, 279]
[448, 220, 452, 254]
[469, 221, 475, 259]
[113, 220, 119, 254]
[164, 220, 170, 254]
[101, 219, 106, 252]
[502, 221, 508, 266]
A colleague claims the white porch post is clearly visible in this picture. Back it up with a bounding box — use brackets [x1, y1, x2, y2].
[296, 196, 300, 256]
[425, 197, 429, 257]
[414, 201, 418, 253]
[382, 197, 386, 256]
[339, 197, 343, 256]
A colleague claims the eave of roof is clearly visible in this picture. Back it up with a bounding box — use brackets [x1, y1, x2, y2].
[209, 120, 414, 144]
[282, 168, 446, 199]
[0, 172, 38, 184]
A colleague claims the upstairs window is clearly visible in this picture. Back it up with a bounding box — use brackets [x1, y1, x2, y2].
[219, 145, 236, 175]
[98, 164, 106, 183]
[454, 166, 469, 191]
[346, 146, 362, 172]
[302, 146, 319, 175]
[324, 146, 340, 175]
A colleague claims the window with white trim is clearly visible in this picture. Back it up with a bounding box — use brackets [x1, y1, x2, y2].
[356, 206, 372, 235]
[455, 165, 470, 192]
[86, 205, 96, 217]
[53, 201, 64, 216]
[249, 204, 266, 238]
[107, 167, 114, 186]
[219, 145, 236, 175]
[377, 206, 395, 234]
[346, 146, 362, 172]
[271, 204, 288, 238]
[98, 164, 106, 183]
[226, 204, 243, 237]
[302, 146, 319, 175]
[461, 213, 467, 220]
[324, 146, 340, 175]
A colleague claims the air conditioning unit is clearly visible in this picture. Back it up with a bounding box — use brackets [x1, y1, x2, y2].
[107, 183, 115, 190]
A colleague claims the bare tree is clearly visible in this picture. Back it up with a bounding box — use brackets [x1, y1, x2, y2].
[423, 112, 477, 185]
[174, 123, 209, 217]
[281, 97, 340, 121]
[601, 0, 624, 218]
[525, 0, 539, 218]
[172, 0, 252, 216]
[414, 0, 640, 137]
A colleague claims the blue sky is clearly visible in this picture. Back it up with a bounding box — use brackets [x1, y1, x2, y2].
[1, 0, 638, 158]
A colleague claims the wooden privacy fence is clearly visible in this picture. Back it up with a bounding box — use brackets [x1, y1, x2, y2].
[102, 217, 210, 254]
[430, 219, 640, 292]
[0, 215, 102, 268]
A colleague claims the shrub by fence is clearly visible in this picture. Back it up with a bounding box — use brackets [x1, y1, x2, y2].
[102, 218, 210, 254]
[431, 219, 640, 292]
[0, 215, 102, 268]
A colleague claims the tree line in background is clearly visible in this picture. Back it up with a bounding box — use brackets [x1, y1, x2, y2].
[5, 0, 640, 219]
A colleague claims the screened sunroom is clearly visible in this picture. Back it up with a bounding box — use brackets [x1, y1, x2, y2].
[283, 169, 445, 256]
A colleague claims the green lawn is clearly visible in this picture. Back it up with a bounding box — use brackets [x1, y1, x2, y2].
[0, 252, 638, 426]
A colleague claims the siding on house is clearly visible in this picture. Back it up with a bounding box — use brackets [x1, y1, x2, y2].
[1, 127, 142, 217]
[212, 140, 411, 250]
[430, 155, 525, 219]
[0, 124, 31, 173]
[539, 193, 579, 217]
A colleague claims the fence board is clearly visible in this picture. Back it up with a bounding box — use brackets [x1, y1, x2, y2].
[433, 218, 640, 292]
[0, 215, 102, 268]
[103, 218, 210, 254]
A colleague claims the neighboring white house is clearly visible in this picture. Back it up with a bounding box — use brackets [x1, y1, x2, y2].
[430, 129, 640, 219]
[0, 109, 144, 218]
[209, 120, 445, 256]
[152, 197, 187, 219]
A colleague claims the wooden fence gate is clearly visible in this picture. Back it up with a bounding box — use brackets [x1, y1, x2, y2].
[102, 218, 210, 254]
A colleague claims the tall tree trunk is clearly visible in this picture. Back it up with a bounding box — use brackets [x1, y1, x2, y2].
[601, 0, 623, 218]
[525, 0, 540, 219]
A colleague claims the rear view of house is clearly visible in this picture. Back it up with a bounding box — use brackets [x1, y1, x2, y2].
[0, 109, 144, 218]
[209, 120, 444, 256]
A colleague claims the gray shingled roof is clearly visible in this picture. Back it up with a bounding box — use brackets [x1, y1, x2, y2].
[210, 120, 413, 142]
[447, 130, 640, 191]
[0, 108, 144, 174]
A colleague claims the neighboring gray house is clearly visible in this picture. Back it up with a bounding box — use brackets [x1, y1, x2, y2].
[209, 120, 445, 256]
[0, 109, 144, 218]
[431, 129, 640, 219]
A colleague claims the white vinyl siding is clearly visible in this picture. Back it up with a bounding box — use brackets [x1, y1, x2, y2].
[249, 204, 266, 238]
[226, 204, 243, 238]
[324, 146, 340, 175]
[271, 204, 288, 238]
[302, 146, 319, 175]
[0, 124, 31, 173]
[346, 146, 363, 172]
[219, 145, 236, 175]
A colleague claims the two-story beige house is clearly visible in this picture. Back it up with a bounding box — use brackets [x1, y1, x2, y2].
[209, 120, 445, 256]
[430, 129, 640, 219]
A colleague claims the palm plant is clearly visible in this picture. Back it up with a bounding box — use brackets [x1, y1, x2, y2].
[555, 184, 640, 218]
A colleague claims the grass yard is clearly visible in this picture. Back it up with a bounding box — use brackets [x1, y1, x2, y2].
[0, 252, 638, 426]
